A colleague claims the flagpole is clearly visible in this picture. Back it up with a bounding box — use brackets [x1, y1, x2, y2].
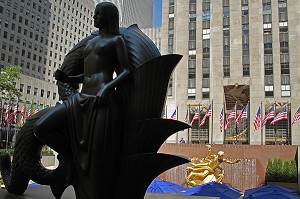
[274, 101, 277, 145]
[176, 105, 178, 143]
[188, 104, 190, 143]
[261, 101, 263, 145]
[210, 100, 213, 144]
[235, 102, 238, 144]
[223, 102, 225, 141]
[6, 98, 11, 151]
[166, 105, 168, 119]
[287, 102, 290, 144]
[198, 103, 200, 144]
[247, 101, 250, 144]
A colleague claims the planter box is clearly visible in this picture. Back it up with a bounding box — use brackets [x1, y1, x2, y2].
[266, 181, 298, 190]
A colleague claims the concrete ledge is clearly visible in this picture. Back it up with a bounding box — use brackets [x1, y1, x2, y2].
[0, 186, 219, 199]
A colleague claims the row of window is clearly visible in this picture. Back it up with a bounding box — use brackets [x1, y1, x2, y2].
[19, 83, 57, 100]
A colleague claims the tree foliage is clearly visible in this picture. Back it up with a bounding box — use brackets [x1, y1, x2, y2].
[0, 65, 21, 99]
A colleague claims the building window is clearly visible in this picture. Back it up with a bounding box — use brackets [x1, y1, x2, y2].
[27, 86, 31, 94]
[20, 84, 24, 92]
[281, 85, 290, 97]
[265, 85, 273, 97]
[202, 88, 210, 99]
[0, 53, 5, 61]
[167, 76, 173, 96]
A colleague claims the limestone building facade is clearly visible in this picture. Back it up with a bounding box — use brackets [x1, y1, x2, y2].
[161, 0, 300, 145]
[0, 0, 94, 106]
[95, 0, 153, 29]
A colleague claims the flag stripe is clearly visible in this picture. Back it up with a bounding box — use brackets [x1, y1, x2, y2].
[220, 108, 224, 133]
[225, 105, 236, 129]
[271, 106, 288, 124]
[200, 104, 212, 126]
[262, 105, 275, 126]
[170, 109, 177, 120]
[292, 107, 300, 125]
[253, 106, 261, 131]
[191, 108, 199, 125]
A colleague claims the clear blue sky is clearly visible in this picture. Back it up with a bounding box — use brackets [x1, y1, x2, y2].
[153, 0, 162, 27]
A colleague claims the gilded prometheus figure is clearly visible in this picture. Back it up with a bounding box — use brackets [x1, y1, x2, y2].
[0, 2, 190, 199]
[185, 145, 240, 187]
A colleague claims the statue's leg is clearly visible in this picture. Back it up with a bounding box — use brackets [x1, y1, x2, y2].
[33, 104, 71, 158]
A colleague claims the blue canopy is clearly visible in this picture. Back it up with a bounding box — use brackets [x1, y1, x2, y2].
[245, 189, 300, 199]
[181, 181, 242, 199]
[146, 178, 185, 194]
[244, 185, 296, 199]
[28, 182, 40, 186]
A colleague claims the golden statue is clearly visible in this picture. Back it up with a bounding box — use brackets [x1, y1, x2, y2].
[185, 145, 240, 187]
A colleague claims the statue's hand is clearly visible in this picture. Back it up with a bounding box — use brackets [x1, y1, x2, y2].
[96, 86, 110, 106]
[54, 69, 69, 82]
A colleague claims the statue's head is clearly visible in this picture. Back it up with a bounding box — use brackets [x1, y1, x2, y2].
[217, 151, 224, 159]
[94, 2, 119, 35]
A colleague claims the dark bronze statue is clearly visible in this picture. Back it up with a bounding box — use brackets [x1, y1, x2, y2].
[0, 2, 190, 199]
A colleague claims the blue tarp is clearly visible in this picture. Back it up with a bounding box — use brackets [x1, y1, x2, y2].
[244, 185, 299, 199]
[28, 182, 40, 186]
[181, 181, 242, 199]
[146, 178, 185, 194]
[245, 189, 300, 199]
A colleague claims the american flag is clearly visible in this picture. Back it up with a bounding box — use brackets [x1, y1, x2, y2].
[253, 106, 261, 131]
[200, 104, 212, 126]
[235, 104, 248, 124]
[0, 97, 2, 123]
[220, 108, 224, 133]
[4, 99, 10, 123]
[190, 108, 199, 125]
[13, 101, 18, 123]
[1, 108, 6, 127]
[292, 107, 300, 125]
[34, 104, 39, 114]
[20, 103, 26, 125]
[170, 109, 177, 120]
[225, 105, 236, 129]
[27, 104, 32, 119]
[184, 109, 189, 123]
[262, 104, 275, 126]
[271, 105, 288, 125]
[8, 110, 14, 125]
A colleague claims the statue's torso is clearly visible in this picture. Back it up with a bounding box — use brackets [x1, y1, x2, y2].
[81, 35, 119, 95]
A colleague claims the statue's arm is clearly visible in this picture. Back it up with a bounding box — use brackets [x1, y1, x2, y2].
[224, 158, 241, 164]
[206, 145, 214, 159]
[55, 69, 84, 83]
[97, 36, 130, 98]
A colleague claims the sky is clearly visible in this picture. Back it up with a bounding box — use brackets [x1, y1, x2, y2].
[153, 0, 162, 27]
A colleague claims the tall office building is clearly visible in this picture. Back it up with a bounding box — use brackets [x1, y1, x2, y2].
[96, 0, 153, 29]
[161, 0, 300, 145]
[0, 0, 94, 106]
[142, 27, 161, 51]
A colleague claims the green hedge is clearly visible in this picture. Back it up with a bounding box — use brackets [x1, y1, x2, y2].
[0, 149, 54, 156]
[266, 158, 297, 183]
